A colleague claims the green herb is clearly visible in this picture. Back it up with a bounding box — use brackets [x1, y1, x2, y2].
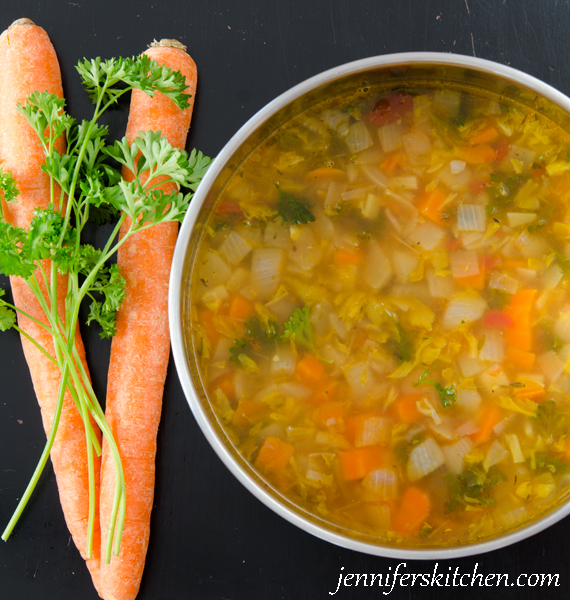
[281, 305, 315, 350]
[385, 311, 413, 362]
[535, 453, 569, 474]
[485, 173, 526, 217]
[531, 399, 569, 442]
[245, 316, 277, 343]
[229, 337, 250, 363]
[414, 365, 457, 408]
[276, 184, 315, 225]
[485, 288, 510, 311]
[0, 55, 210, 564]
[447, 465, 506, 511]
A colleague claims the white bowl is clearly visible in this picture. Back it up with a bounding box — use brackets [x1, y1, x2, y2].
[169, 52, 570, 559]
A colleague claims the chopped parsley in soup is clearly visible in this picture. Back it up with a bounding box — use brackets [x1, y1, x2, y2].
[190, 84, 570, 547]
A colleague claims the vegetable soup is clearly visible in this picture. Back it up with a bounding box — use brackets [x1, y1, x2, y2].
[189, 83, 570, 547]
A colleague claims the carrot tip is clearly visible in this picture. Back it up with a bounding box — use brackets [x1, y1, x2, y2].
[11, 18, 36, 26]
[149, 38, 187, 51]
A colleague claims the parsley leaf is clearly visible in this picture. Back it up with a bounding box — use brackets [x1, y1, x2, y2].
[0, 167, 19, 204]
[414, 365, 457, 408]
[276, 184, 315, 225]
[281, 305, 315, 350]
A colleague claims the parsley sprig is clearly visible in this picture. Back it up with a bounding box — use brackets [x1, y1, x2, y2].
[276, 184, 315, 225]
[0, 54, 210, 563]
[414, 364, 457, 408]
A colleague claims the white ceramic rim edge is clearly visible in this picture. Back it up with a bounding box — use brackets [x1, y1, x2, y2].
[170, 51, 570, 560]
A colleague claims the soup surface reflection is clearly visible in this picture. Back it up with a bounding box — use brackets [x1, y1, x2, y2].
[190, 84, 570, 547]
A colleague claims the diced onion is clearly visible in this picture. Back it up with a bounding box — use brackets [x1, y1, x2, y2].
[442, 437, 473, 475]
[483, 440, 509, 470]
[361, 164, 390, 188]
[407, 222, 445, 251]
[362, 468, 398, 499]
[542, 262, 563, 290]
[450, 159, 466, 174]
[271, 346, 296, 376]
[554, 308, 570, 343]
[442, 291, 487, 329]
[218, 230, 253, 266]
[249, 247, 284, 301]
[426, 269, 456, 299]
[362, 193, 383, 220]
[402, 131, 431, 159]
[537, 350, 565, 383]
[389, 175, 418, 191]
[479, 364, 509, 394]
[320, 108, 350, 137]
[478, 329, 505, 363]
[346, 121, 373, 153]
[407, 437, 445, 481]
[456, 389, 483, 413]
[514, 229, 548, 258]
[264, 219, 292, 249]
[392, 249, 420, 283]
[198, 250, 231, 287]
[457, 204, 486, 232]
[353, 416, 390, 447]
[362, 242, 393, 290]
[454, 419, 479, 437]
[489, 270, 519, 295]
[450, 249, 480, 279]
[342, 361, 379, 402]
[201, 284, 228, 312]
[457, 355, 486, 378]
[378, 122, 404, 153]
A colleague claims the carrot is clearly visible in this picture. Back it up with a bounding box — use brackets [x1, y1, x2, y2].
[228, 294, 255, 321]
[305, 167, 346, 181]
[392, 486, 430, 533]
[456, 143, 497, 164]
[470, 404, 503, 445]
[392, 393, 423, 424]
[295, 353, 325, 385]
[0, 18, 102, 591]
[506, 347, 536, 372]
[468, 124, 499, 145]
[504, 289, 536, 351]
[232, 398, 266, 428]
[313, 402, 345, 431]
[99, 39, 197, 600]
[334, 247, 364, 266]
[345, 411, 389, 447]
[255, 436, 295, 472]
[417, 187, 448, 224]
[339, 446, 384, 480]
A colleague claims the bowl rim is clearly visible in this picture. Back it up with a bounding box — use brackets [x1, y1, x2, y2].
[169, 51, 570, 560]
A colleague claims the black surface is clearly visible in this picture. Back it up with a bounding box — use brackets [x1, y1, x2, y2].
[1, 1, 570, 599]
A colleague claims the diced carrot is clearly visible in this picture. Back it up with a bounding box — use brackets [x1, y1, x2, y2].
[500, 259, 528, 270]
[381, 151, 405, 174]
[229, 294, 255, 322]
[307, 377, 338, 405]
[392, 487, 431, 533]
[334, 247, 364, 266]
[469, 125, 499, 145]
[232, 399, 265, 428]
[418, 187, 448, 224]
[392, 393, 423, 424]
[305, 167, 346, 181]
[339, 446, 384, 481]
[456, 143, 497, 164]
[255, 436, 295, 472]
[469, 180, 488, 194]
[199, 309, 221, 345]
[295, 354, 325, 385]
[216, 200, 244, 215]
[504, 289, 536, 352]
[212, 373, 236, 402]
[345, 412, 389, 447]
[482, 310, 514, 329]
[470, 404, 503, 446]
[513, 384, 544, 402]
[456, 262, 486, 290]
[313, 402, 345, 432]
[506, 347, 536, 372]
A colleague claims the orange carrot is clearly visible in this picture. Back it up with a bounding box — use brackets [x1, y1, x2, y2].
[470, 404, 503, 445]
[313, 402, 345, 431]
[506, 347, 536, 372]
[392, 487, 430, 533]
[418, 188, 448, 224]
[295, 353, 325, 385]
[305, 167, 346, 181]
[232, 398, 266, 428]
[339, 446, 384, 480]
[0, 18, 102, 591]
[99, 39, 197, 600]
[255, 436, 295, 472]
[392, 393, 423, 424]
[228, 294, 255, 321]
[504, 289, 536, 351]
[468, 124, 499, 145]
[456, 143, 497, 164]
[334, 247, 364, 266]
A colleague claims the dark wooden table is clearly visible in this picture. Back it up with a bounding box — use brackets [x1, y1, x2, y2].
[1, 1, 569, 599]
